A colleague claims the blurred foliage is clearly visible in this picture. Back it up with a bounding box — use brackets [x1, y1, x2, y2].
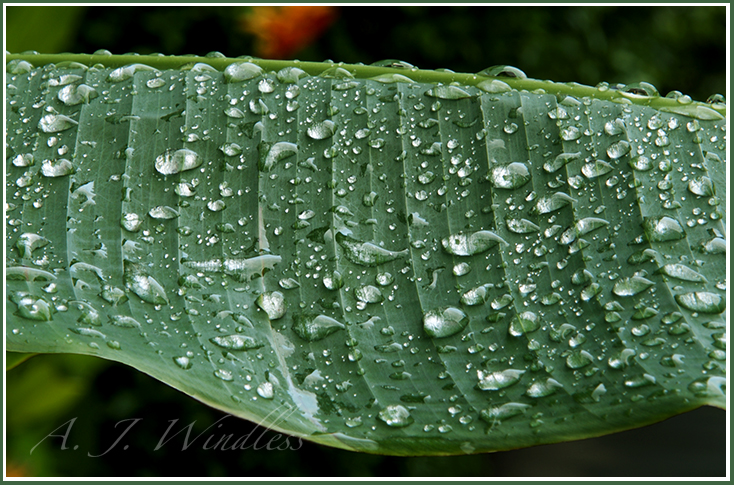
[5, 4, 727, 477]
[6, 5, 726, 101]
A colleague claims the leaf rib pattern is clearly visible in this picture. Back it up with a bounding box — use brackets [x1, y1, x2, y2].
[6, 60, 726, 455]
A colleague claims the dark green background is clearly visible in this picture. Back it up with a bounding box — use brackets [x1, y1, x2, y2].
[5, 5, 727, 477]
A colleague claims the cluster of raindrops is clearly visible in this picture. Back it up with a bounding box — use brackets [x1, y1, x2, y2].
[5, 54, 726, 452]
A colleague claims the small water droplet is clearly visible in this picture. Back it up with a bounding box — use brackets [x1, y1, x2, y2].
[508, 311, 540, 336]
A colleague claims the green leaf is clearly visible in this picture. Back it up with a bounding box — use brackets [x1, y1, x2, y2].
[6, 351, 37, 370]
[5, 53, 726, 456]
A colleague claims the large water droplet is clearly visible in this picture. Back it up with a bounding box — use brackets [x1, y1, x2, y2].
[16, 233, 49, 258]
[41, 158, 74, 177]
[581, 160, 614, 179]
[336, 233, 408, 266]
[256, 291, 287, 320]
[224, 62, 263, 83]
[643, 216, 686, 242]
[687, 176, 714, 197]
[354, 285, 384, 304]
[606, 140, 631, 159]
[476, 369, 524, 391]
[123, 261, 169, 305]
[441, 230, 507, 256]
[505, 218, 540, 234]
[488, 162, 531, 189]
[38, 114, 78, 133]
[480, 402, 531, 423]
[378, 404, 414, 427]
[535, 192, 576, 214]
[460, 284, 492, 306]
[675, 292, 725, 314]
[155, 149, 202, 175]
[508, 311, 540, 336]
[210, 334, 263, 351]
[612, 276, 654, 297]
[58, 83, 98, 106]
[306, 120, 336, 140]
[423, 307, 469, 338]
[259, 141, 298, 172]
[148, 206, 179, 220]
[544, 152, 581, 173]
[425, 85, 473, 100]
[658, 264, 707, 283]
[292, 313, 344, 342]
[575, 217, 609, 236]
[525, 378, 563, 398]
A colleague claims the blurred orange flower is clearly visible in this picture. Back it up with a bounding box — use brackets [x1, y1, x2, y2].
[241, 6, 338, 59]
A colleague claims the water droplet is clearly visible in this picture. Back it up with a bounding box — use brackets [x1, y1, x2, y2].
[526, 378, 563, 398]
[223, 62, 263, 83]
[123, 261, 169, 305]
[214, 369, 234, 381]
[675, 292, 725, 314]
[9, 292, 53, 321]
[107, 63, 158, 82]
[488, 162, 531, 190]
[460, 284, 492, 306]
[560, 126, 581, 141]
[479, 65, 527, 79]
[256, 291, 287, 320]
[307, 120, 336, 140]
[452, 262, 471, 276]
[425, 85, 473, 100]
[566, 350, 594, 369]
[441, 230, 507, 256]
[375, 272, 394, 286]
[210, 335, 263, 351]
[173, 356, 193, 370]
[476, 369, 524, 391]
[608, 348, 635, 369]
[41, 158, 74, 177]
[629, 155, 653, 171]
[423, 307, 469, 338]
[148, 206, 179, 220]
[612, 276, 654, 297]
[121, 213, 143, 232]
[581, 160, 614, 179]
[575, 217, 609, 236]
[252, 381, 274, 400]
[606, 140, 631, 159]
[687, 176, 714, 197]
[258, 141, 298, 172]
[58, 83, 98, 106]
[292, 313, 344, 342]
[354, 285, 384, 304]
[155, 149, 202, 175]
[16, 233, 49, 258]
[108, 315, 141, 328]
[378, 404, 414, 427]
[38, 114, 78, 133]
[335, 233, 408, 266]
[535, 192, 576, 214]
[508, 311, 540, 336]
[643, 216, 686, 242]
[658, 264, 707, 283]
[544, 152, 581, 173]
